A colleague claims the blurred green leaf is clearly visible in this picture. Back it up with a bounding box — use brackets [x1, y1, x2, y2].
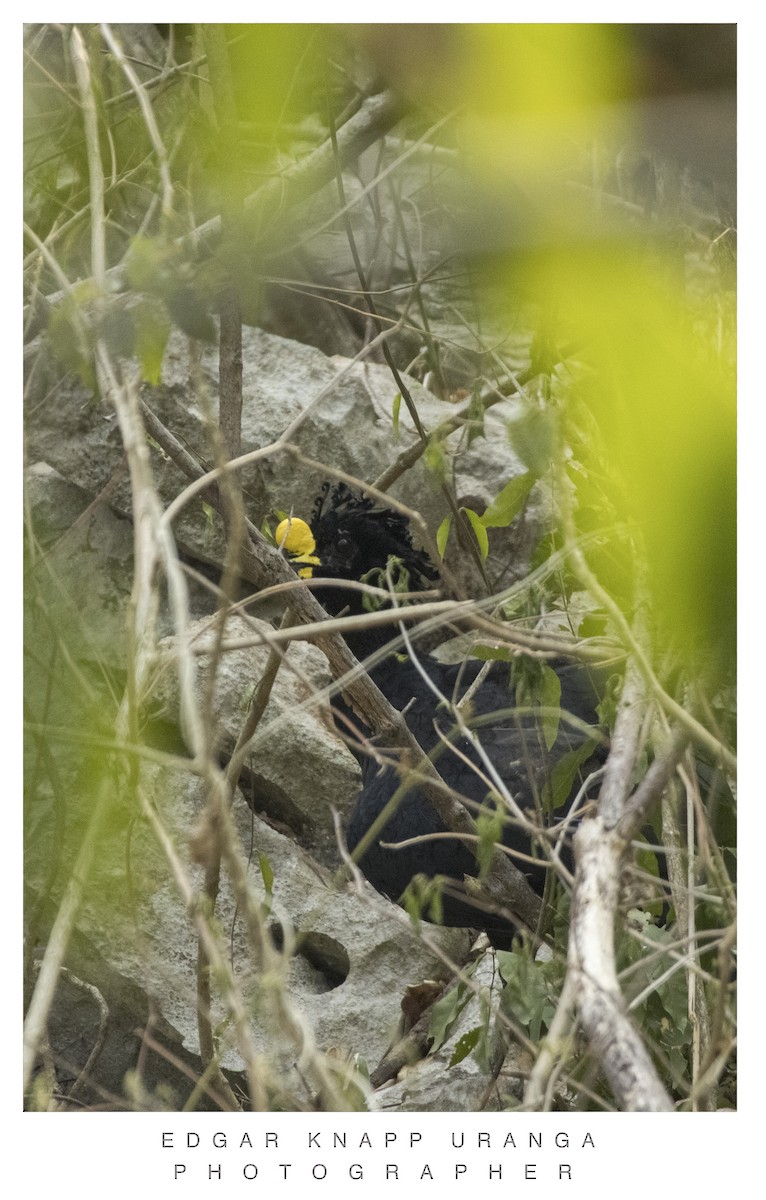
[481, 472, 535, 528]
[525, 245, 735, 673]
[392, 392, 401, 439]
[401, 873, 444, 930]
[469, 643, 512, 662]
[134, 300, 171, 385]
[47, 290, 98, 390]
[497, 948, 563, 1043]
[436, 515, 452, 558]
[125, 235, 176, 292]
[424, 437, 448, 483]
[258, 850, 274, 918]
[507, 407, 556, 476]
[465, 385, 486, 447]
[428, 972, 475, 1054]
[538, 663, 563, 751]
[475, 802, 505, 879]
[462, 507, 489, 559]
[449, 1025, 483, 1067]
[541, 740, 597, 812]
[596, 673, 622, 730]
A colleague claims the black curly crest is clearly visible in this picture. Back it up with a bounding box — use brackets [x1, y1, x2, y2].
[309, 482, 439, 602]
[311, 481, 378, 529]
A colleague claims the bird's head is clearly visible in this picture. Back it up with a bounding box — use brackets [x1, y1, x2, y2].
[276, 482, 439, 623]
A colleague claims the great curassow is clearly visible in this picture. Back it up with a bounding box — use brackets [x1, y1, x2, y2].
[277, 483, 609, 949]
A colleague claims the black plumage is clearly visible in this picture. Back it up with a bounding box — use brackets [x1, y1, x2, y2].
[303, 483, 608, 946]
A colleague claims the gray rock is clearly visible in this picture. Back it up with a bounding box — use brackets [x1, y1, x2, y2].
[153, 614, 361, 866]
[24, 461, 135, 668]
[24, 305, 542, 1111]
[71, 761, 469, 1088]
[25, 323, 544, 586]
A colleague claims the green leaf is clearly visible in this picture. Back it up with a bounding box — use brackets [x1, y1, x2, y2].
[134, 300, 170, 385]
[48, 299, 96, 390]
[424, 437, 447, 483]
[436, 515, 452, 558]
[538, 664, 563, 750]
[392, 392, 401, 439]
[400, 873, 444, 929]
[258, 851, 274, 895]
[507, 406, 556, 476]
[496, 949, 563, 1042]
[462, 507, 489, 559]
[449, 1025, 482, 1067]
[596, 673, 622, 729]
[541, 740, 597, 812]
[465, 385, 486, 447]
[631, 863, 667, 921]
[469, 643, 512, 662]
[475, 803, 505, 878]
[428, 976, 474, 1053]
[125, 234, 174, 291]
[618, 919, 689, 1040]
[258, 851, 274, 918]
[480, 472, 535, 528]
[512, 653, 546, 708]
[426, 879, 444, 927]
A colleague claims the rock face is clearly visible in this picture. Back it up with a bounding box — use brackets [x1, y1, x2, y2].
[24, 307, 539, 1110]
[26, 321, 545, 587]
[67, 760, 469, 1092]
[152, 614, 362, 867]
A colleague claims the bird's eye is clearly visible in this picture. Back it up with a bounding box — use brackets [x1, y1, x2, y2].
[336, 536, 352, 553]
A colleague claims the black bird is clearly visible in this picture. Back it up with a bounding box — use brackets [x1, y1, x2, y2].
[278, 483, 608, 947]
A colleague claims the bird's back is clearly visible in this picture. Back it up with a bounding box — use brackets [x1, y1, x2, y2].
[345, 648, 607, 944]
[287, 482, 609, 944]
